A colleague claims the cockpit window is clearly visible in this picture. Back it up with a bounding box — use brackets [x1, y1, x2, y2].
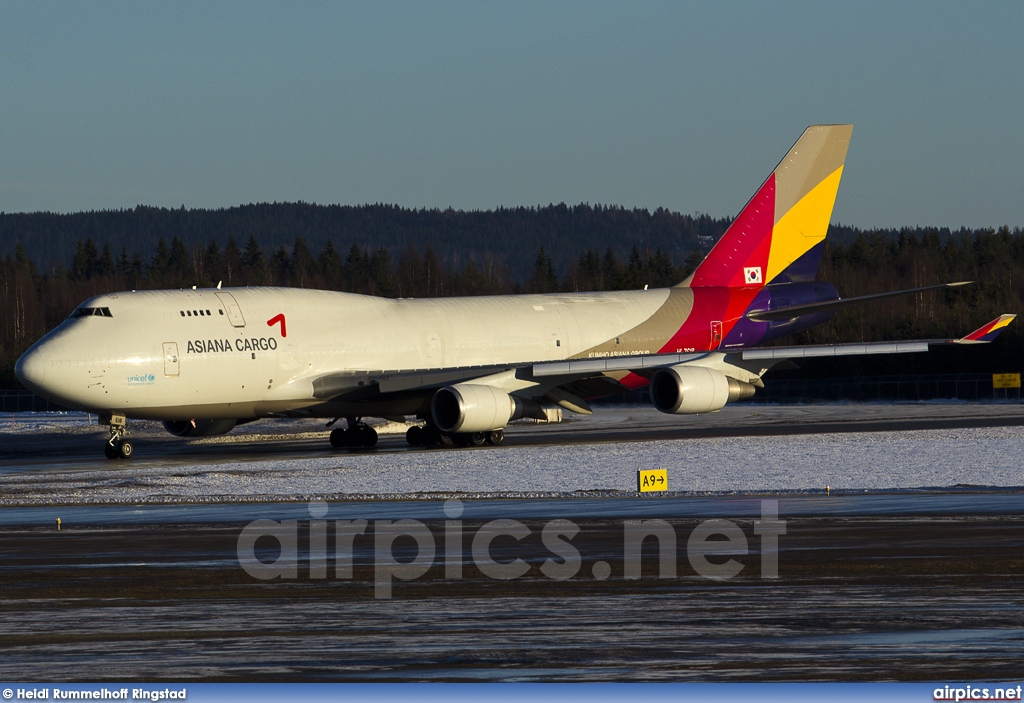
[70, 307, 113, 318]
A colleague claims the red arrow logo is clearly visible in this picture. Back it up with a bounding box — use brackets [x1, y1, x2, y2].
[267, 313, 287, 338]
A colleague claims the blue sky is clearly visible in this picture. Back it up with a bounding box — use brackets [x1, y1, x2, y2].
[1, 1, 1022, 228]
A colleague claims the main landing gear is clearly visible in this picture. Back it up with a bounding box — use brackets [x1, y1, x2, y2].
[405, 424, 504, 448]
[329, 418, 378, 449]
[102, 413, 134, 460]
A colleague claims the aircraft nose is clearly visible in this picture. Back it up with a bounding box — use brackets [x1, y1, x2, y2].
[14, 347, 46, 394]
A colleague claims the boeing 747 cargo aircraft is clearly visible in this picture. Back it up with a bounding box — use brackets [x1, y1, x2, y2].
[14, 125, 1015, 458]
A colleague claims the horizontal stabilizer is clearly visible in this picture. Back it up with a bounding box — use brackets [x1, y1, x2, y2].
[745, 282, 972, 322]
[955, 314, 1016, 344]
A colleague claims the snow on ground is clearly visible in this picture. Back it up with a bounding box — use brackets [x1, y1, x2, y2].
[0, 411, 97, 433]
[2, 405, 1023, 504]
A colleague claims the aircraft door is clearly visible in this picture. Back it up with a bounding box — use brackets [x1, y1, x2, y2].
[216, 292, 246, 327]
[163, 342, 180, 376]
[554, 303, 582, 356]
[423, 331, 442, 368]
[711, 321, 723, 349]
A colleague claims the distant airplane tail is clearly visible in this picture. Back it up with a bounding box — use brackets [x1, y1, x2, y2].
[955, 314, 1016, 344]
[683, 124, 853, 288]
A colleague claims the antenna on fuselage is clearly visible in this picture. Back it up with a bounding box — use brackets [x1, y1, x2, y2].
[217, 281, 222, 289]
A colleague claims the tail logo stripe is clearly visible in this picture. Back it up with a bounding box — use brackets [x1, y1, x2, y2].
[765, 164, 844, 283]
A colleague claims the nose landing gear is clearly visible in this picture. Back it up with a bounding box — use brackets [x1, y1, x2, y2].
[101, 413, 134, 460]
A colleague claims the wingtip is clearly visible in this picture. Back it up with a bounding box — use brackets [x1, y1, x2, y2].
[956, 314, 1016, 343]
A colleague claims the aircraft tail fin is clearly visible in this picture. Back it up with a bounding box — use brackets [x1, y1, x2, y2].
[955, 314, 1016, 344]
[683, 124, 853, 288]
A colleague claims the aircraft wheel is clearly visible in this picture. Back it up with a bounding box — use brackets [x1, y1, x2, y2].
[406, 425, 423, 446]
[468, 432, 487, 447]
[486, 429, 504, 446]
[421, 425, 442, 447]
[330, 428, 347, 448]
[117, 439, 134, 459]
[104, 442, 119, 460]
[361, 426, 378, 448]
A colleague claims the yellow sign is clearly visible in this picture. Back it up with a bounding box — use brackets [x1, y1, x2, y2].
[993, 373, 1021, 389]
[638, 468, 668, 493]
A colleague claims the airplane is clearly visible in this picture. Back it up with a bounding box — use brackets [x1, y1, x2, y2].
[14, 124, 1016, 459]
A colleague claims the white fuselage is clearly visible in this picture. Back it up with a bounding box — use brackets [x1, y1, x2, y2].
[15, 286, 676, 421]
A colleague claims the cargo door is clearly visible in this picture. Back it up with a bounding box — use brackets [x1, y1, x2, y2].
[554, 303, 582, 356]
[423, 331, 442, 368]
[216, 292, 246, 328]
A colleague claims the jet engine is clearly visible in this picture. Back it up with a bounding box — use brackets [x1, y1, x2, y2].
[162, 419, 238, 437]
[432, 383, 516, 433]
[649, 366, 756, 415]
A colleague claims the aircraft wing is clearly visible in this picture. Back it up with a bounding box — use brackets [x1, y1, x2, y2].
[742, 313, 1016, 359]
[300, 314, 1015, 413]
[527, 313, 1017, 395]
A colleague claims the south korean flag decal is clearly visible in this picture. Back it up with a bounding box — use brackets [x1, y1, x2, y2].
[744, 266, 763, 285]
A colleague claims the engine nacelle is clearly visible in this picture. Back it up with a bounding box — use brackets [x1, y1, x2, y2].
[162, 419, 238, 437]
[649, 366, 756, 415]
[432, 383, 514, 433]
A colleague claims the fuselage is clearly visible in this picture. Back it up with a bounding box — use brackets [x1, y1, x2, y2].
[14, 283, 836, 422]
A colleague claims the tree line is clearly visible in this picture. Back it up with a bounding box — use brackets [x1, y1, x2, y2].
[0, 203, 725, 282]
[2, 224, 1022, 388]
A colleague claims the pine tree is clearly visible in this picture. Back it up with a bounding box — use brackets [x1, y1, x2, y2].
[204, 240, 224, 286]
[345, 244, 369, 293]
[369, 247, 395, 297]
[243, 234, 269, 285]
[168, 236, 191, 286]
[526, 247, 559, 293]
[271, 246, 291, 286]
[319, 241, 343, 290]
[291, 237, 316, 288]
[98, 243, 115, 278]
[601, 248, 622, 291]
[223, 237, 243, 286]
[71, 239, 100, 281]
[149, 238, 172, 283]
